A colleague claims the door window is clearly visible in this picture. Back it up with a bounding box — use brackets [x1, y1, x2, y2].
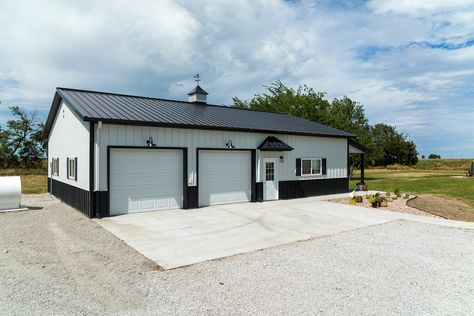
[265, 162, 274, 181]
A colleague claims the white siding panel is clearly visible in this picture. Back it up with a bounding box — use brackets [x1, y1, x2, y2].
[47, 101, 90, 190]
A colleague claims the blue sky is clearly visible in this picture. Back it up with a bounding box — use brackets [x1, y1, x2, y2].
[1, 0, 473, 158]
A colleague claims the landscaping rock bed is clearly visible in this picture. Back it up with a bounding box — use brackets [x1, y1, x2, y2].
[330, 193, 442, 218]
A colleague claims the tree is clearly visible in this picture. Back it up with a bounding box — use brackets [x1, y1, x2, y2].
[421, 155, 425, 159]
[428, 154, 441, 159]
[232, 81, 371, 144]
[232, 81, 418, 167]
[369, 124, 418, 166]
[0, 106, 46, 168]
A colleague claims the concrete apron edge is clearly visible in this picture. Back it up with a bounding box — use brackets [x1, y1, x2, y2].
[95, 217, 401, 270]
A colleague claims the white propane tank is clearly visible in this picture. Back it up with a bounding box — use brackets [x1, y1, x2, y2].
[0, 176, 22, 210]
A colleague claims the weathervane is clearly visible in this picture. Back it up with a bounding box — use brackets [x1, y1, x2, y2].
[193, 73, 201, 85]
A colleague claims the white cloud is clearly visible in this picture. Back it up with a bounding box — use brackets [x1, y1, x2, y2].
[0, 0, 473, 157]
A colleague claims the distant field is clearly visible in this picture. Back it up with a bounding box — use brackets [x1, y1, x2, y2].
[351, 168, 474, 222]
[415, 158, 473, 170]
[378, 159, 473, 171]
[0, 168, 47, 194]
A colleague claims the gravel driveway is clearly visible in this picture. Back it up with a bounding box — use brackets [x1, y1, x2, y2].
[1, 195, 473, 315]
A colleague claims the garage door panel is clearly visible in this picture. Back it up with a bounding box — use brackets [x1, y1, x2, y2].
[199, 151, 251, 207]
[110, 149, 183, 215]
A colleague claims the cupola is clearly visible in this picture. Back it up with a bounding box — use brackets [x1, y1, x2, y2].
[187, 73, 208, 103]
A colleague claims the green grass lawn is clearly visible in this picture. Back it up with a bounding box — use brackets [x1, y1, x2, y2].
[350, 169, 474, 221]
[0, 169, 47, 194]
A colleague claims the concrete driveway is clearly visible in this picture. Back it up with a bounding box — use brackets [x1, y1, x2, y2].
[95, 194, 474, 269]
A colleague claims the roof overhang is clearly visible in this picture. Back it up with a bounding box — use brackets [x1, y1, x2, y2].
[349, 139, 369, 154]
[258, 136, 294, 151]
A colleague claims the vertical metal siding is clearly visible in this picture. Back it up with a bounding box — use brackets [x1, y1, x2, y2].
[96, 125, 348, 192]
[47, 101, 90, 191]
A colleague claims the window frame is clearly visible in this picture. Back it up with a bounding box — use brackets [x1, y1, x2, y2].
[67, 157, 77, 181]
[52, 158, 59, 176]
[301, 158, 322, 176]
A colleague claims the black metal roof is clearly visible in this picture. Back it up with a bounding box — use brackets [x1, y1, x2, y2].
[258, 136, 294, 151]
[187, 85, 208, 95]
[43, 88, 354, 138]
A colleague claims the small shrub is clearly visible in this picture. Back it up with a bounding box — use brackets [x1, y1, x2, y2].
[394, 188, 400, 195]
[356, 196, 363, 203]
[350, 198, 357, 205]
[404, 193, 410, 199]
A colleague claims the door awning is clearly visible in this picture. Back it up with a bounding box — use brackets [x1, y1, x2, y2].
[258, 136, 294, 151]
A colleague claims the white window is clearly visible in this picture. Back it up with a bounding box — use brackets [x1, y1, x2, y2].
[52, 158, 59, 176]
[301, 158, 322, 176]
[67, 158, 77, 180]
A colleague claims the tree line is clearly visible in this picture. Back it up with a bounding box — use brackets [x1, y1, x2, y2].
[232, 81, 418, 167]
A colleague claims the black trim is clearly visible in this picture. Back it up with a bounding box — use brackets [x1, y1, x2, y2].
[279, 178, 349, 199]
[182, 148, 188, 209]
[185, 186, 198, 209]
[50, 178, 92, 217]
[296, 158, 301, 176]
[322, 158, 327, 175]
[66, 157, 78, 181]
[196, 148, 257, 208]
[251, 150, 256, 201]
[75, 157, 78, 182]
[255, 182, 264, 202]
[347, 139, 350, 178]
[107, 146, 188, 215]
[51, 158, 59, 176]
[90, 122, 96, 217]
[85, 119, 351, 139]
[94, 191, 109, 217]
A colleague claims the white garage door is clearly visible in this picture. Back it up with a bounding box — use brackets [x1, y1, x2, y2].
[109, 148, 183, 215]
[199, 150, 251, 207]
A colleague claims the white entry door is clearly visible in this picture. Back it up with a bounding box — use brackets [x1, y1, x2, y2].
[109, 148, 183, 215]
[264, 158, 278, 201]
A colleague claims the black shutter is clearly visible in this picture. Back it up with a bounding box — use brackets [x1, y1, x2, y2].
[57, 158, 59, 176]
[296, 158, 301, 176]
[322, 158, 327, 175]
[75, 157, 78, 181]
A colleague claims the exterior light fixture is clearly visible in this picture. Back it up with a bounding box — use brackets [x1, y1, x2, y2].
[146, 137, 156, 147]
[225, 140, 235, 149]
[280, 155, 284, 163]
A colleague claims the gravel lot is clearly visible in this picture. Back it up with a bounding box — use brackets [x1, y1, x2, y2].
[1, 195, 473, 315]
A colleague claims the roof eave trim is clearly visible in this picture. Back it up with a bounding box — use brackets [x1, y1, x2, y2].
[348, 139, 370, 153]
[85, 118, 353, 138]
[259, 148, 294, 151]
